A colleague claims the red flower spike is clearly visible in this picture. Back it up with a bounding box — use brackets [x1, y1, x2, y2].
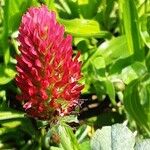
[16, 6, 83, 120]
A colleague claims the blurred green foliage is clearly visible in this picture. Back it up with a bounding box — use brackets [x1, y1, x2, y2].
[0, 0, 150, 149]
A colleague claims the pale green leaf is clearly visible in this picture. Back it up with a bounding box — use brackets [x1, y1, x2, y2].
[135, 139, 150, 150]
[91, 124, 135, 150]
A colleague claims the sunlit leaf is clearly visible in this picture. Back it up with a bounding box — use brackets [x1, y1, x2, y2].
[59, 18, 110, 38]
[0, 111, 24, 121]
[0, 64, 16, 85]
[98, 36, 130, 66]
[119, 0, 144, 61]
[121, 62, 147, 84]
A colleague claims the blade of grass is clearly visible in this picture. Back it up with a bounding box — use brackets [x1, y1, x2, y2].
[119, 0, 144, 61]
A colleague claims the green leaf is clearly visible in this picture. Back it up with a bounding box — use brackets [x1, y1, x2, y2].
[77, 0, 100, 19]
[82, 49, 105, 71]
[1, 0, 10, 65]
[91, 123, 135, 150]
[94, 79, 116, 105]
[124, 74, 150, 136]
[50, 147, 63, 150]
[7, 0, 38, 32]
[58, 124, 80, 150]
[92, 56, 106, 70]
[138, 0, 150, 17]
[59, 18, 110, 38]
[55, 0, 79, 19]
[0, 110, 24, 121]
[139, 14, 150, 48]
[0, 64, 16, 85]
[104, 80, 116, 105]
[0, 0, 38, 65]
[0, 120, 21, 128]
[135, 139, 150, 150]
[121, 62, 147, 84]
[79, 140, 90, 150]
[0, 114, 38, 147]
[98, 36, 130, 66]
[87, 112, 125, 128]
[44, 0, 55, 9]
[75, 125, 88, 142]
[119, 0, 144, 61]
[4, 48, 10, 66]
[60, 115, 78, 124]
[57, 0, 72, 15]
[82, 45, 116, 104]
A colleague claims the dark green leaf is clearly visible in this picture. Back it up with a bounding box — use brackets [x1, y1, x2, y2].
[124, 74, 150, 136]
[77, 0, 100, 19]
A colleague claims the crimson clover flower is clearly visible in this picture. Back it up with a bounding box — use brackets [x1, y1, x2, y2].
[16, 6, 84, 120]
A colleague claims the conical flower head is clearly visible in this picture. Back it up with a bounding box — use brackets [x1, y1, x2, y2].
[16, 6, 83, 120]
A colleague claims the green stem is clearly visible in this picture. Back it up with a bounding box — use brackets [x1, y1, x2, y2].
[2, 0, 10, 65]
